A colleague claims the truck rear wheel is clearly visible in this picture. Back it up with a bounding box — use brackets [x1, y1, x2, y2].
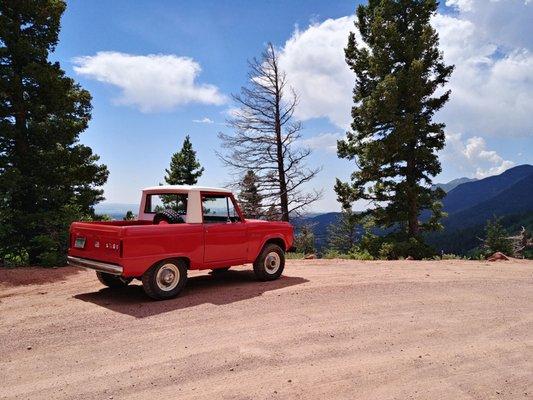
[142, 259, 188, 300]
[253, 243, 285, 281]
[96, 271, 132, 288]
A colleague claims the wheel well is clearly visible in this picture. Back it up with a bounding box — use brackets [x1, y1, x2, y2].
[264, 237, 286, 251]
[151, 257, 190, 271]
[176, 257, 191, 270]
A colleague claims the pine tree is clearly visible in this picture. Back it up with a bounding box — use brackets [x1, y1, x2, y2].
[336, 0, 454, 246]
[482, 217, 513, 256]
[238, 170, 263, 219]
[164, 135, 204, 185]
[294, 224, 316, 255]
[0, 1, 108, 266]
[264, 204, 281, 221]
[326, 208, 360, 254]
[123, 211, 135, 221]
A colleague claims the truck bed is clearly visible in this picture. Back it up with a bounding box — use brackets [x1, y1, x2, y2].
[69, 221, 152, 265]
[69, 220, 205, 276]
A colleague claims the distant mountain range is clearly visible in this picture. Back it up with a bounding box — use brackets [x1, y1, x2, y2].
[428, 164, 533, 253]
[94, 202, 138, 220]
[432, 177, 477, 192]
[296, 164, 533, 254]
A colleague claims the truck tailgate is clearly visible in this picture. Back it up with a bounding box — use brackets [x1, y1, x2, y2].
[69, 222, 124, 264]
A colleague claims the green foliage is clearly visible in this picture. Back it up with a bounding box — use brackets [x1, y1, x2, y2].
[238, 170, 263, 219]
[348, 248, 374, 261]
[323, 250, 351, 260]
[0, 1, 108, 266]
[325, 208, 361, 254]
[336, 0, 453, 245]
[358, 231, 435, 260]
[164, 135, 204, 185]
[285, 252, 305, 260]
[123, 211, 135, 221]
[482, 216, 513, 256]
[441, 253, 464, 260]
[294, 224, 316, 255]
[378, 243, 395, 260]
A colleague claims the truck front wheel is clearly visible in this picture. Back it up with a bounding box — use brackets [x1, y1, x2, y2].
[96, 272, 132, 288]
[142, 259, 188, 300]
[253, 243, 285, 281]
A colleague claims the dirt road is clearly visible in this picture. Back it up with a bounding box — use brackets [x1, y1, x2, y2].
[1, 259, 532, 399]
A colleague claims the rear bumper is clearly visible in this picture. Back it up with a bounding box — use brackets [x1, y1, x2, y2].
[67, 256, 123, 276]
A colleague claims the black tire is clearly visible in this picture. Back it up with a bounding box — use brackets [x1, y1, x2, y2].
[253, 243, 285, 281]
[153, 209, 185, 224]
[142, 259, 188, 300]
[96, 271, 132, 288]
[211, 267, 231, 275]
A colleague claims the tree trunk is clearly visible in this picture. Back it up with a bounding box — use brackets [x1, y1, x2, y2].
[406, 157, 419, 237]
[272, 48, 289, 222]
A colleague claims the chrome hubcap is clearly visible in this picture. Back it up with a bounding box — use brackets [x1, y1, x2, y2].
[156, 263, 180, 291]
[264, 252, 281, 274]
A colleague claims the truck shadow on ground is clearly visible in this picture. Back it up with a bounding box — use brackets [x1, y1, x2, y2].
[74, 270, 308, 318]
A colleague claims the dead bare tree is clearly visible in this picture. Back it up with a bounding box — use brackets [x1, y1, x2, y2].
[507, 226, 533, 258]
[217, 43, 321, 222]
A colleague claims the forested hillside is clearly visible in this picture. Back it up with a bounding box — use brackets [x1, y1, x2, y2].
[297, 165, 533, 255]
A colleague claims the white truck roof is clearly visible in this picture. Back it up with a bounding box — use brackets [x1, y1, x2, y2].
[139, 185, 234, 223]
[142, 185, 232, 194]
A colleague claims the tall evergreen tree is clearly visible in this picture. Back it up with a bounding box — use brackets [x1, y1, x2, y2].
[164, 135, 204, 185]
[0, 0, 108, 266]
[238, 170, 263, 219]
[294, 224, 316, 255]
[482, 216, 513, 256]
[336, 0, 453, 244]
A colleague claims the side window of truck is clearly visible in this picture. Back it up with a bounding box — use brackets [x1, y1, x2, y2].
[202, 195, 240, 223]
[145, 194, 188, 215]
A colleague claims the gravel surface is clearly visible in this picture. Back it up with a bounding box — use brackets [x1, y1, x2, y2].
[1, 259, 532, 399]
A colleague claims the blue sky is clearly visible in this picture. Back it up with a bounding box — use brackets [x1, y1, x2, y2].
[53, 0, 533, 211]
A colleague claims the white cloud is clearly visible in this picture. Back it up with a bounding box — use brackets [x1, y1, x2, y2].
[445, 0, 473, 12]
[278, 16, 355, 129]
[193, 117, 214, 124]
[73, 52, 226, 112]
[432, 12, 533, 137]
[298, 132, 343, 153]
[442, 133, 514, 178]
[277, 3, 533, 138]
[445, 0, 533, 50]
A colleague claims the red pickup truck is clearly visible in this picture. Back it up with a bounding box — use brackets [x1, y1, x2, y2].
[68, 186, 294, 300]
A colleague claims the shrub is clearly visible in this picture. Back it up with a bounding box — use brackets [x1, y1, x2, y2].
[323, 250, 352, 259]
[349, 249, 374, 260]
[285, 252, 305, 260]
[441, 253, 463, 260]
[378, 242, 395, 260]
[368, 235, 436, 260]
[294, 224, 316, 254]
[482, 216, 513, 256]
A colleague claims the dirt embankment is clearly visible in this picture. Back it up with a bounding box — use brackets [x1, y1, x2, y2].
[1, 259, 532, 399]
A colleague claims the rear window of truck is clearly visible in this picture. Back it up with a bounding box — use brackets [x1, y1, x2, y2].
[145, 193, 188, 214]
